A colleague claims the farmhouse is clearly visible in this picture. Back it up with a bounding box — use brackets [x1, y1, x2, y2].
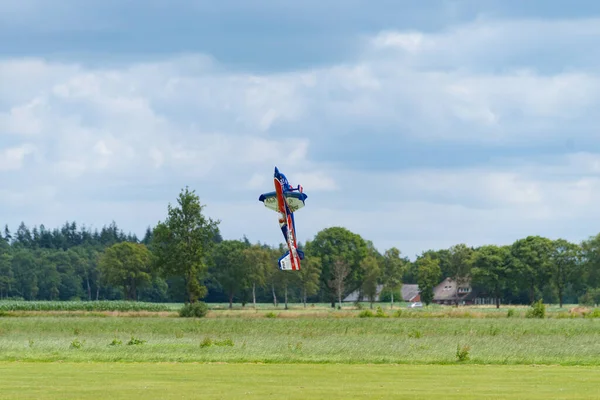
[343, 277, 495, 306]
[432, 277, 494, 306]
[343, 283, 420, 303]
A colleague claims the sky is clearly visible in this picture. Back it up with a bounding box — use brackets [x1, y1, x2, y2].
[2, 0, 600, 259]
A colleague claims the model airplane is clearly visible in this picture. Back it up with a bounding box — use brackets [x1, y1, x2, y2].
[258, 167, 307, 270]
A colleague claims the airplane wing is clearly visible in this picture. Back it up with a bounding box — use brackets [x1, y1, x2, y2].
[259, 191, 308, 213]
[258, 191, 279, 212]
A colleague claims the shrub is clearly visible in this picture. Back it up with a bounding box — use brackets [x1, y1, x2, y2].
[456, 344, 471, 362]
[584, 309, 600, 318]
[127, 336, 146, 345]
[265, 312, 277, 318]
[215, 338, 234, 347]
[200, 337, 234, 348]
[526, 299, 546, 319]
[507, 309, 515, 318]
[179, 302, 208, 318]
[358, 310, 374, 318]
[375, 306, 388, 318]
[408, 330, 422, 339]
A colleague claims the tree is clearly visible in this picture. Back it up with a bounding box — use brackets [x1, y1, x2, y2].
[470, 245, 512, 308]
[448, 244, 474, 307]
[511, 236, 554, 303]
[382, 247, 405, 308]
[211, 240, 249, 309]
[580, 233, 600, 290]
[361, 256, 381, 309]
[550, 239, 582, 308]
[416, 254, 441, 306]
[305, 227, 367, 307]
[0, 251, 13, 299]
[152, 187, 220, 304]
[297, 253, 321, 308]
[98, 242, 153, 300]
[242, 245, 271, 308]
[329, 258, 350, 308]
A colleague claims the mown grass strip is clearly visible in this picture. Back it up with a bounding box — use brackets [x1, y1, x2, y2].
[1, 362, 599, 399]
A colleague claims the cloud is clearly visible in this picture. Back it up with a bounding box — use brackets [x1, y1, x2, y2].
[0, 144, 36, 171]
[2, 15, 600, 258]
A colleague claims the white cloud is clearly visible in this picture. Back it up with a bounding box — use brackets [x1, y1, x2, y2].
[3, 16, 600, 256]
[0, 144, 36, 171]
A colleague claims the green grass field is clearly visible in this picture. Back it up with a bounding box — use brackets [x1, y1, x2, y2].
[1, 362, 600, 399]
[1, 302, 600, 398]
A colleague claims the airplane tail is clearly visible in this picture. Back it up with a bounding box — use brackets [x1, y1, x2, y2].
[278, 250, 302, 270]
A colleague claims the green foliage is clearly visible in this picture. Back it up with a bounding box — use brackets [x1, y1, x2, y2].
[408, 330, 422, 338]
[358, 310, 374, 318]
[448, 244, 474, 305]
[179, 301, 208, 318]
[296, 250, 321, 307]
[507, 309, 515, 318]
[511, 236, 554, 304]
[360, 256, 381, 307]
[526, 299, 546, 318]
[242, 245, 271, 306]
[381, 247, 405, 307]
[265, 312, 277, 318]
[199, 337, 234, 347]
[152, 187, 220, 303]
[70, 339, 83, 349]
[471, 245, 512, 308]
[211, 240, 251, 308]
[579, 288, 600, 306]
[109, 338, 122, 346]
[378, 288, 401, 303]
[416, 254, 441, 306]
[550, 239, 582, 308]
[584, 309, 600, 318]
[456, 344, 471, 362]
[374, 306, 388, 318]
[98, 242, 154, 300]
[304, 227, 368, 304]
[0, 300, 170, 312]
[127, 336, 146, 345]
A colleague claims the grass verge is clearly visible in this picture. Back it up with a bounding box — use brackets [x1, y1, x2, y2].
[0, 362, 599, 399]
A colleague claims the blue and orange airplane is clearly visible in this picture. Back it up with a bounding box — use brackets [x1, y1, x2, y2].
[259, 167, 307, 270]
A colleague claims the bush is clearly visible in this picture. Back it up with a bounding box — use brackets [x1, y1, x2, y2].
[265, 312, 277, 318]
[456, 344, 471, 362]
[127, 336, 146, 345]
[507, 309, 515, 318]
[179, 302, 208, 318]
[358, 310, 374, 318]
[526, 299, 546, 319]
[375, 306, 388, 318]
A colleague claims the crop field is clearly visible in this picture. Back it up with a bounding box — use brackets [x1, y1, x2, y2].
[1, 302, 600, 398]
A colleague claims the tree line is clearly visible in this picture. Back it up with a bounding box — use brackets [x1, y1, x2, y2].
[1, 187, 600, 308]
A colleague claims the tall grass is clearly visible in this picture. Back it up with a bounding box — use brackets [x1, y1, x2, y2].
[2, 316, 600, 365]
